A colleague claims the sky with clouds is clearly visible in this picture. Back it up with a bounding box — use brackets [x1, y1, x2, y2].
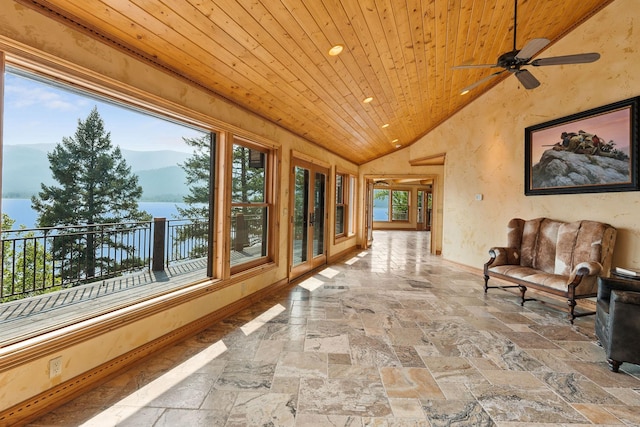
[529, 107, 631, 164]
[3, 72, 206, 153]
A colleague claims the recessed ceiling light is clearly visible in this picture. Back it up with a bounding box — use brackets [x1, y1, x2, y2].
[392, 139, 399, 143]
[363, 97, 373, 103]
[395, 144, 402, 148]
[460, 89, 470, 95]
[381, 123, 390, 128]
[328, 44, 344, 56]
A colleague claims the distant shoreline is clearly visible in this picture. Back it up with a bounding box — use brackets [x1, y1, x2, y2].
[2, 199, 190, 229]
[1, 194, 186, 203]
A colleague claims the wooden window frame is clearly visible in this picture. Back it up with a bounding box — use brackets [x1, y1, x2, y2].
[334, 171, 357, 241]
[229, 137, 276, 275]
[372, 187, 411, 223]
[335, 172, 347, 238]
[0, 57, 225, 348]
[347, 174, 356, 237]
[390, 189, 410, 222]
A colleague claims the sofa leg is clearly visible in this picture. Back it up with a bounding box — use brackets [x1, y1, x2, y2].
[607, 358, 622, 373]
[567, 298, 577, 324]
[518, 285, 527, 306]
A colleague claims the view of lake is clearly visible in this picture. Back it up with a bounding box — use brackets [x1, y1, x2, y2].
[373, 206, 388, 221]
[2, 198, 189, 229]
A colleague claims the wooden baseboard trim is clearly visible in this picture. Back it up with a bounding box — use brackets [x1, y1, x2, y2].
[442, 258, 481, 275]
[328, 246, 361, 264]
[0, 277, 291, 427]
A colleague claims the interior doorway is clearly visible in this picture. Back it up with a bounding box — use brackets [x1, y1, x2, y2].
[363, 175, 439, 255]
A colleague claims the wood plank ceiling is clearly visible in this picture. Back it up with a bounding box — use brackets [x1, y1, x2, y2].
[19, 0, 613, 165]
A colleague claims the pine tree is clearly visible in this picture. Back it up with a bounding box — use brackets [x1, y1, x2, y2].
[231, 145, 265, 204]
[31, 107, 150, 282]
[176, 134, 212, 219]
[230, 144, 266, 252]
[1, 214, 59, 301]
[174, 134, 212, 259]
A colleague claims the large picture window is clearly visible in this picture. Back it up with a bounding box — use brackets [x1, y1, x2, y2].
[230, 139, 273, 271]
[373, 188, 390, 221]
[373, 188, 410, 222]
[1, 66, 215, 345]
[391, 190, 410, 221]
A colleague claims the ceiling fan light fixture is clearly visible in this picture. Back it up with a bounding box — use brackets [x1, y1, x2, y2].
[452, 0, 599, 92]
[328, 44, 344, 56]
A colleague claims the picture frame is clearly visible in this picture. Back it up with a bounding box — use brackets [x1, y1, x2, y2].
[524, 97, 640, 195]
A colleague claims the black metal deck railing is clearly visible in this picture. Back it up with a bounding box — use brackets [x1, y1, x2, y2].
[166, 218, 209, 264]
[1, 217, 208, 301]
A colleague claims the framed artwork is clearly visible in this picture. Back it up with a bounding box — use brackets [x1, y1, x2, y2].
[525, 97, 640, 195]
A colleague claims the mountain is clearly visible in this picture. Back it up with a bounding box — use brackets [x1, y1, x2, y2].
[120, 149, 191, 171]
[137, 166, 188, 202]
[2, 145, 52, 197]
[2, 144, 192, 201]
[532, 150, 630, 188]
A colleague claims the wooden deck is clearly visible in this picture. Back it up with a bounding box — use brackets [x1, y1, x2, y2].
[0, 259, 208, 347]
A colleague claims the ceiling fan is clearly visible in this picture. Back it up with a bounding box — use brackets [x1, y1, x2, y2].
[453, 0, 600, 94]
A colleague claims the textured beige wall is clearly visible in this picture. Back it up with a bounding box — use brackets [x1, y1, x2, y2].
[366, 0, 639, 271]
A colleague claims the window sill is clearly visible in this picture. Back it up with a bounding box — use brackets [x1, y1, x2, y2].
[0, 273, 223, 371]
[334, 234, 355, 245]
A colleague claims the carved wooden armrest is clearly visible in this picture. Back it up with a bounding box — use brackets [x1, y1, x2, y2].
[573, 261, 603, 277]
[567, 261, 602, 286]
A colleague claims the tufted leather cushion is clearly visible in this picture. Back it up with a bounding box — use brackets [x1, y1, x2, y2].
[534, 219, 562, 274]
[490, 265, 568, 291]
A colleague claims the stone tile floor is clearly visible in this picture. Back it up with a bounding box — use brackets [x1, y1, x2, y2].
[28, 231, 640, 426]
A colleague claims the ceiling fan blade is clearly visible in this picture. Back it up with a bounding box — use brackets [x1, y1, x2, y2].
[460, 70, 505, 94]
[531, 52, 600, 66]
[515, 69, 540, 89]
[452, 63, 499, 69]
[515, 38, 550, 61]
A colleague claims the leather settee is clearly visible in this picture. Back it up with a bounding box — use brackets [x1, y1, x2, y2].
[484, 217, 617, 322]
[595, 276, 640, 372]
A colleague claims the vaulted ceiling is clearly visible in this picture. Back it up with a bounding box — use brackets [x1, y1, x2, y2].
[20, 0, 613, 164]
